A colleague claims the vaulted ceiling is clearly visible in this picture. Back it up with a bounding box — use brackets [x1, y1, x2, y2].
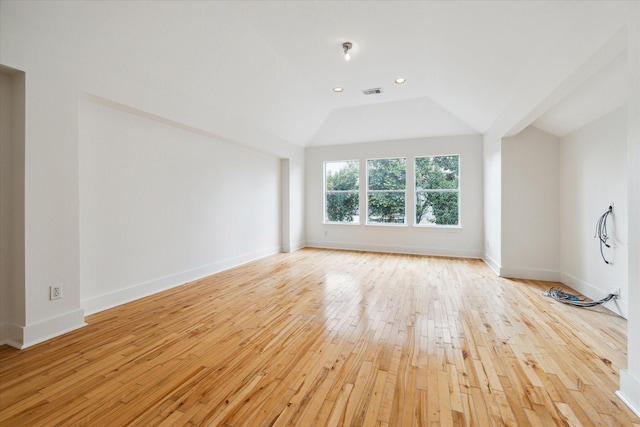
[29, 1, 631, 147]
[232, 0, 630, 145]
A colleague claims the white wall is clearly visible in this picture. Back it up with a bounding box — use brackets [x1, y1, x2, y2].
[306, 135, 484, 258]
[289, 156, 306, 251]
[79, 98, 282, 314]
[502, 126, 560, 281]
[560, 106, 628, 317]
[0, 0, 305, 347]
[280, 156, 306, 253]
[619, 5, 640, 414]
[0, 73, 12, 336]
[0, 68, 26, 347]
[483, 133, 502, 273]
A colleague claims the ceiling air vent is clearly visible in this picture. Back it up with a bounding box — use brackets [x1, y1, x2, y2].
[362, 87, 383, 95]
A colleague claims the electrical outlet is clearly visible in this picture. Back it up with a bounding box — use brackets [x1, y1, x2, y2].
[50, 285, 62, 300]
[611, 288, 620, 299]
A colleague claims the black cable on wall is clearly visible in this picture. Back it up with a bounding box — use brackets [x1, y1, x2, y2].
[594, 205, 613, 264]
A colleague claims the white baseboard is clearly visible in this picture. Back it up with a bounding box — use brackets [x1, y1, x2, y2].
[82, 246, 281, 316]
[561, 272, 628, 318]
[499, 267, 561, 282]
[0, 322, 24, 348]
[483, 253, 501, 276]
[618, 370, 640, 418]
[290, 240, 306, 252]
[281, 240, 306, 253]
[306, 240, 483, 259]
[21, 309, 87, 349]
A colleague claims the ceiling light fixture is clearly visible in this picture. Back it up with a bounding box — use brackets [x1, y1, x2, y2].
[333, 87, 344, 92]
[342, 42, 352, 61]
[395, 78, 406, 84]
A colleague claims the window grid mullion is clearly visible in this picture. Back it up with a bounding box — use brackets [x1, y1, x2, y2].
[415, 189, 459, 193]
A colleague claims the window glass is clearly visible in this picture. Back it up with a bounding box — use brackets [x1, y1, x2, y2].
[367, 158, 406, 224]
[325, 160, 359, 223]
[415, 155, 459, 226]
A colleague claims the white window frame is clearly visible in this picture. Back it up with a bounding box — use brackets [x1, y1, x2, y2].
[366, 157, 407, 226]
[324, 160, 360, 224]
[414, 154, 460, 228]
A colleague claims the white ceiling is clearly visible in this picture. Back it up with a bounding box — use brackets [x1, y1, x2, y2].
[231, 1, 630, 145]
[42, 1, 631, 147]
[532, 51, 628, 137]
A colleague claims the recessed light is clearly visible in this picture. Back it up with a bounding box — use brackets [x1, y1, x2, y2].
[333, 87, 344, 92]
[395, 78, 406, 84]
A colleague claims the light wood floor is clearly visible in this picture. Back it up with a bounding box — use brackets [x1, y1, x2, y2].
[0, 249, 637, 426]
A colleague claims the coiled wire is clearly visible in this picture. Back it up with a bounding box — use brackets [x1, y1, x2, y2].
[544, 287, 615, 308]
[595, 206, 613, 264]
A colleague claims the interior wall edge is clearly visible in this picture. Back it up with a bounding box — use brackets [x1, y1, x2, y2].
[21, 308, 86, 349]
[282, 241, 306, 253]
[482, 253, 501, 276]
[499, 268, 561, 283]
[618, 370, 640, 419]
[0, 322, 23, 349]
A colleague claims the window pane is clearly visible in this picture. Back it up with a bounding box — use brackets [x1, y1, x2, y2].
[367, 158, 406, 191]
[326, 192, 359, 223]
[325, 160, 359, 223]
[415, 155, 459, 190]
[416, 191, 458, 225]
[368, 192, 405, 223]
[325, 161, 359, 191]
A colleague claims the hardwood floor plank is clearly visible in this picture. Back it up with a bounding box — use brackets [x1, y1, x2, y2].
[325, 383, 354, 427]
[0, 249, 637, 426]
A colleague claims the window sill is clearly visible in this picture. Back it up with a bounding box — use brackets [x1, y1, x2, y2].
[413, 224, 462, 231]
[365, 223, 408, 228]
[321, 223, 462, 231]
[323, 221, 361, 226]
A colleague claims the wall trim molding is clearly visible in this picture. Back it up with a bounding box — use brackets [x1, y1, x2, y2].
[281, 240, 306, 253]
[618, 370, 640, 419]
[561, 272, 628, 318]
[82, 246, 281, 316]
[21, 309, 87, 349]
[306, 241, 483, 259]
[500, 267, 561, 282]
[290, 240, 306, 252]
[483, 253, 501, 276]
[0, 322, 24, 349]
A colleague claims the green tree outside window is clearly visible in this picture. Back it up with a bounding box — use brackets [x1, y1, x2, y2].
[415, 155, 459, 226]
[367, 158, 406, 224]
[325, 161, 359, 223]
